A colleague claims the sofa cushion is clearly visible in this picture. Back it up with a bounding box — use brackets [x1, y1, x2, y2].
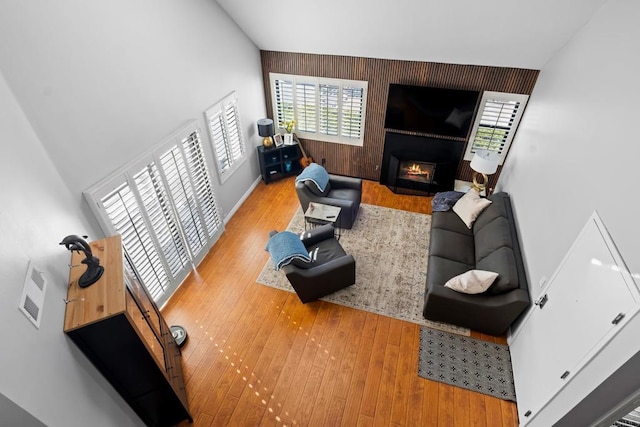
[429, 229, 475, 266]
[473, 192, 510, 231]
[431, 210, 473, 236]
[426, 256, 474, 292]
[474, 216, 513, 263]
[444, 270, 499, 294]
[475, 246, 519, 294]
[453, 190, 492, 228]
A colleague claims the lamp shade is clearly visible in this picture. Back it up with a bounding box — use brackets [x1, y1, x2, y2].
[257, 118, 274, 137]
[470, 150, 499, 175]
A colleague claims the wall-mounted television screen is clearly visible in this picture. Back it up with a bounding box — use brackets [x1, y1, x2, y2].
[384, 84, 480, 138]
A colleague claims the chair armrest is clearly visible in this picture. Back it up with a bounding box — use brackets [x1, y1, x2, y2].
[329, 174, 363, 191]
[300, 224, 335, 246]
[284, 254, 355, 279]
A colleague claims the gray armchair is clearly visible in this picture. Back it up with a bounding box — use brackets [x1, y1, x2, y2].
[268, 224, 356, 303]
[295, 174, 362, 229]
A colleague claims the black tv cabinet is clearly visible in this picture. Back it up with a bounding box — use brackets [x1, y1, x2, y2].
[257, 144, 302, 184]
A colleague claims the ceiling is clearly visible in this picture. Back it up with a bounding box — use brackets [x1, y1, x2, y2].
[216, 0, 609, 69]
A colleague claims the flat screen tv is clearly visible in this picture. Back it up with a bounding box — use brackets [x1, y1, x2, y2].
[384, 84, 480, 138]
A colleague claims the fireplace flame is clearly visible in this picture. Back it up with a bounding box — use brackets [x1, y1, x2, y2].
[406, 163, 430, 178]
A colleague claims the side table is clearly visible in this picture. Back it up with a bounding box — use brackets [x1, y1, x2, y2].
[304, 202, 342, 240]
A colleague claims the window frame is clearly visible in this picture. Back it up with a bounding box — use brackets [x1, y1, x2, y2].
[204, 91, 247, 184]
[269, 72, 368, 147]
[464, 91, 529, 165]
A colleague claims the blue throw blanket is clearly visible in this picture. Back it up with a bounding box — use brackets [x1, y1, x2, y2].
[295, 163, 330, 192]
[432, 191, 465, 212]
[265, 231, 310, 270]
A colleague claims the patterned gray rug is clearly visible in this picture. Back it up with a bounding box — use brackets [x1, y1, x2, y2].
[256, 203, 470, 336]
[418, 328, 516, 401]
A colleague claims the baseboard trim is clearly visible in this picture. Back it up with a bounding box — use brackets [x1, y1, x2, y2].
[223, 176, 261, 225]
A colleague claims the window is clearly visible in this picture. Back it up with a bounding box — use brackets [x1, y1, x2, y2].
[464, 91, 529, 165]
[84, 122, 224, 306]
[205, 91, 247, 183]
[270, 73, 368, 146]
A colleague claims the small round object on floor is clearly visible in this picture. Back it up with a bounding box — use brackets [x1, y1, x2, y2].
[170, 325, 188, 347]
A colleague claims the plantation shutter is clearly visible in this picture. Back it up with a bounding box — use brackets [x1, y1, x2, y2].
[273, 78, 295, 128]
[133, 163, 189, 279]
[270, 73, 367, 146]
[612, 407, 640, 427]
[205, 92, 247, 182]
[466, 91, 529, 164]
[180, 130, 223, 241]
[85, 122, 224, 305]
[319, 84, 339, 136]
[341, 86, 365, 139]
[159, 144, 208, 258]
[100, 181, 174, 301]
[295, 82, 316, 132]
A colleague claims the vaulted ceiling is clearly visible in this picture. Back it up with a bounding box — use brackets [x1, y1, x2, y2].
[216, 0, 609, 69]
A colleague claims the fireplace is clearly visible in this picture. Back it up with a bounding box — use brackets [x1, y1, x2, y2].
[380, 132, 465, 195]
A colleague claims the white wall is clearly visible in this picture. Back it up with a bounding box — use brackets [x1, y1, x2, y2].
[0, 1, 265, 425]
[499, 0, 640, 424]
[0, 71, 140, 426]
[0, 0, 266, 222]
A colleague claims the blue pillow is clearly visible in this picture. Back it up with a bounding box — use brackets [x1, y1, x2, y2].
[295, 163, 330, 193]
[265, 231, 311, 270]
[432, 191, 465, 212]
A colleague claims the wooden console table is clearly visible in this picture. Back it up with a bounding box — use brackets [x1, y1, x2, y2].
[64, 235, 192, 427]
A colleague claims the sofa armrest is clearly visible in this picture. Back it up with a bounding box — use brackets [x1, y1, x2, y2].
[329, 174, 362, 191]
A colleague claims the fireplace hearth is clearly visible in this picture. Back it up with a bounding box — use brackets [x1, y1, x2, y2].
[380, 132, 465, 195]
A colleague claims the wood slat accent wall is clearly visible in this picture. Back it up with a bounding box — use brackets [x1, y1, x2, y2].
[260, 51, 539, 187]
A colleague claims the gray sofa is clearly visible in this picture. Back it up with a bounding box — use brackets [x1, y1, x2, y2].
[423, 192, 530, 336]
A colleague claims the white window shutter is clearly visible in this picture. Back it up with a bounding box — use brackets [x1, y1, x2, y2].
[132, 164, 190, 278]
[341, 86, 365, 139]
[270, 73, 367, 146]
[465, 91, 529, 164]
[85, 121, 225, 306]
[274, 78, 295, 128]
[180, 130, 223, 240]
[101, 182, 171, 300]
[205, 92, 247, 183]
[295, 82, 316, 132]
[319, 84, 339, 136]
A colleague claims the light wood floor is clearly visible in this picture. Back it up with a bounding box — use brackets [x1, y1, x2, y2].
[164, 177, 518, 427]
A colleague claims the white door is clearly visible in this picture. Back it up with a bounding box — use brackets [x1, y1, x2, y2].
[510, 213, 639, 425]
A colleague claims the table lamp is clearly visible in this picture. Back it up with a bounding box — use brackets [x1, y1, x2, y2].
[257, 118, 275, 149]
[470, 150, 499, 192]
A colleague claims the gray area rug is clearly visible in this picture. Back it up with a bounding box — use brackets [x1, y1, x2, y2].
[256, 203, 470, 336]
[418, 328, 516, 401]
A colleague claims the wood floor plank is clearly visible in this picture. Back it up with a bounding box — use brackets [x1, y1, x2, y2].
[168, 177, 517, 427]
[389, 324, 416, 425]
[359, 315, 391, 417]
[454, 386, 471, 427]
[373, 335, 400, 425]
[438, 384, 455, 426]
[340, 312, 378, 426]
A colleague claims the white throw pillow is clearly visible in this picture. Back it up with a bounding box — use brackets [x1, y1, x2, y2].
[444, 270, 499, 294]
[452, 189, 492, 228]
